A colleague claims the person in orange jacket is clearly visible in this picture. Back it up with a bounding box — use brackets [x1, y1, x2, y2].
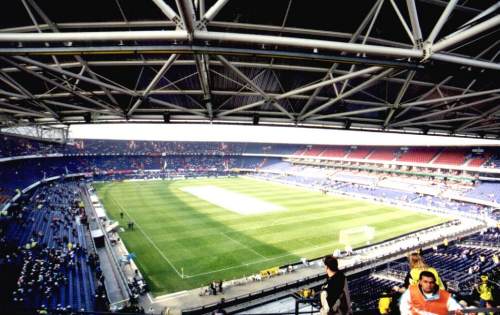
[400, 271, 463, 315]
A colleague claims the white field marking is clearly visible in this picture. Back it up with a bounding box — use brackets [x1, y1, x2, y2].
[180, 185, 284, 215]
[183, 216, 442, 279]
[109, 196, 184, 279]
[220, 232, 267, 259]
[183, 241, 329, 278]
[111, 182, 442, 280]
[147, 293, 154, 304]
[153, 290, 189, 302]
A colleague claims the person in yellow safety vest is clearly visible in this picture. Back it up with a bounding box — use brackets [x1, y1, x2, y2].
[492, 254, 499, 265]
[301, 288, 313, 298]
[404, 252, 445, 290]
[378, 290, 392, 315]
[475, 275, 493, 307]
[37, 305, 48, 314]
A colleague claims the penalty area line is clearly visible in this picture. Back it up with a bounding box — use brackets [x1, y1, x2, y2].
[220, 232, 267, 259]
[183, 237, 345, 279]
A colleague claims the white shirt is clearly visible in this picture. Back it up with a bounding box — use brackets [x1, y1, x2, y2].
[400, 288, 462, 315]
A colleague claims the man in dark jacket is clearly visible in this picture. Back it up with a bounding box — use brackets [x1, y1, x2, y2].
[320, 255, 352, 315]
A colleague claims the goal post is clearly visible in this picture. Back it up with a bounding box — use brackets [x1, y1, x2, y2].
[339, 225, 375, 246]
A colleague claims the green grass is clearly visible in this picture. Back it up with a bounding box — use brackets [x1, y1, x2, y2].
[94, 177, 448, 295]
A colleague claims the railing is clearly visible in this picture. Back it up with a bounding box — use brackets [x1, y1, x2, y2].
[81, 184, 132, 311]
[460, 240, 500, 249]
[2, 308, 163, 315]
[182, 223, 482, 315]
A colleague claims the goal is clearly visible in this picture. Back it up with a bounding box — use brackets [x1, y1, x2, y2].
[339, 225, 375, 246]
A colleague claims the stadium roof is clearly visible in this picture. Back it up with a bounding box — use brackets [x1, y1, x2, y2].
[0, 0, 499, 138]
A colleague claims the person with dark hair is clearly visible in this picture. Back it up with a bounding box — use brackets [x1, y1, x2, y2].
[400, 271, 462, 315]
[404, 252, 445, 290]
[320, 255, 352, 315]
[210, 282, 217, 295]
[217, 279, 223, 294]
[212, 298, 227, 315]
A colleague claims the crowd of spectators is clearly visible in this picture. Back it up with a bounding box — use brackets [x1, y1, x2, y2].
[0, 134, 64, 157]
[0, 181, 101, 313]
[254, 165, 498, 219]
[0, 135, 304, 158]
[2, 134, 500, 170]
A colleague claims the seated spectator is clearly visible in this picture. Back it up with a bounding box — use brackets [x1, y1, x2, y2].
[378, 290, 392, 315]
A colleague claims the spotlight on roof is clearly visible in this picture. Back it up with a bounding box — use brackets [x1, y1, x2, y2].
[83, 113, 91, 124]
[344, 119, 352, 130]
[252, 114, 259, 125]
[163, 113, 171, 123]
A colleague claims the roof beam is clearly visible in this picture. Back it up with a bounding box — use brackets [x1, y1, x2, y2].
[0, 100, 52, 117]
[456, 103, 500, 132]
[337, 0, 385, 96]
[13, 56, 136, 98]
[216, 55, 294, 120]
[301, 0, 385, 116]
[1, 57, 121, 116]
[306, 105, 390, 121]
[389, 0, 416, 46]
[217, 66, 383, 117]
[391, 94, 500, 127]
[147, 97, 207, 117]
[0, 59, 476, 93]
[24, 0, 122, 113]
[0, 30, 189, 42]
[459, 2, 500, 29]
[0, 31, 498, 70]
[426, 0, 458, 44]
[176, 0, 213, 118]
[0, 71, 60, 119]
[405, 0, 423, 46]
[400, 88, 500, 108]
[151, 0, 183, 28]
[199, 0, 230, 27]
[384, 70, 416, 126]
[417, 0, 480, 14]
[433, 15, 500, 52]
[176, 0, 196, 34]
[44, 100, 114, 114]
[299, 68, 394, 121]
[127, 54, 178, 116]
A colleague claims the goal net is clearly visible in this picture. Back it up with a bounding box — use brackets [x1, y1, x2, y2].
[339, 225, 375, 246]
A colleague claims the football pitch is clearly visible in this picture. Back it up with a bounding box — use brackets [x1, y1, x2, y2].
[94, 177, 448, 295]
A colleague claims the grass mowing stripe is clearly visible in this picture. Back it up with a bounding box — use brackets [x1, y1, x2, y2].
[95, 178, 448, 294]
[108, 195, 185, 279]
[220, 232, 267, 259]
